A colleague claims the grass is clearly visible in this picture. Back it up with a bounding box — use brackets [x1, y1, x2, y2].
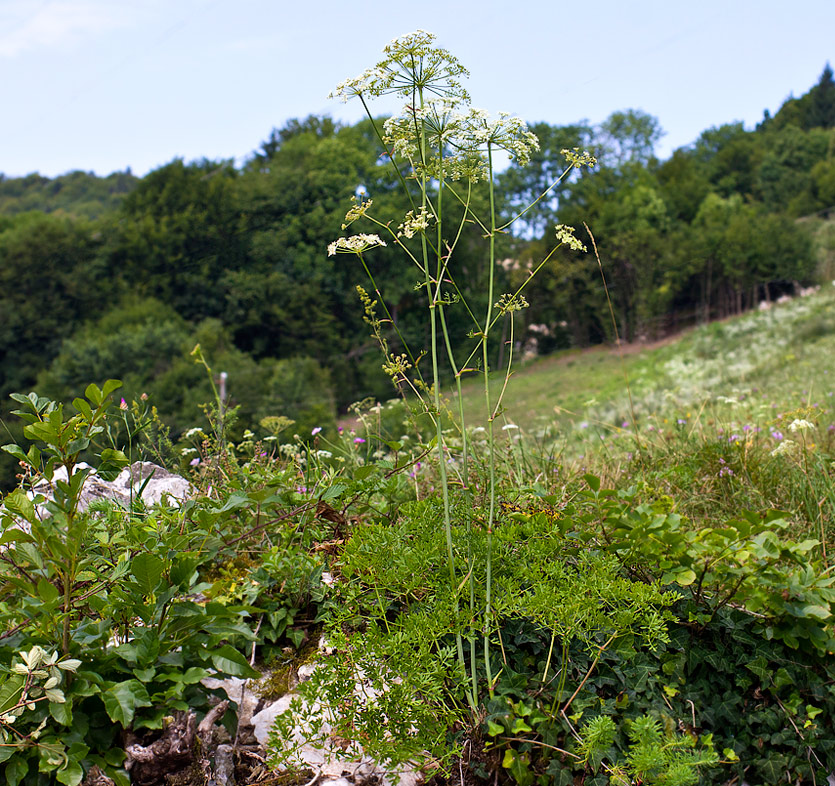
[451, 285, 835, 445]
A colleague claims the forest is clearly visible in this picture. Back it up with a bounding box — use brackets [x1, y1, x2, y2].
[1, 66, 835, 489]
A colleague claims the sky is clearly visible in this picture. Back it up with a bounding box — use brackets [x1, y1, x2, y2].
[1, 0, 834, 178]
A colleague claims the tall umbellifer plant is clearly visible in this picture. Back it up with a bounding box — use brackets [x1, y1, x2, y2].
[328, 30, 594, 695]
[268, 30, 655, 773]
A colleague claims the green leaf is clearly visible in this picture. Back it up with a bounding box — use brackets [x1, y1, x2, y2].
[3, 490, 37, 525]
[0, 675, 25, 715]
[217, 493, 251, 513]
[674, 568, 697, 586]
[50, 699, 73, 726]
[72, 398, 93, 420]
[5, 756, 29, 786]
[353, 465, 377, 481]
[1, 444, 28, 462]
[37, 577, 60, 603]
[102, 680, 152, 726]
[130, 553, 164, 595]
[584, 473, 601, 492]
[85, 383, 103, 407]
[798, 604, 830, 620]
[55, 759, 83, 786]
[487, 720, 504, 736]
[511, 718, 533, 733]
[745, 656, 769, 681]
[101, 379, 123, 400]
[210, 645, 259, 678]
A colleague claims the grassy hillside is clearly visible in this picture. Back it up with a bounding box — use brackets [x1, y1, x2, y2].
[453, 285, 835, 450]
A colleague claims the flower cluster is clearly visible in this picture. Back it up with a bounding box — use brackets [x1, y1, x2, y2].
[330, 30, 470, 104]
[555, 224, 587, 252]
[455, 109, 540, 165]
[562, 147, 597, 168]
[495, 293, 530, 314]
[397, 207, 433, 239]
[342, 197, 374, 229]
[382, 353, 413, 379]
[328, 234, 387, 256]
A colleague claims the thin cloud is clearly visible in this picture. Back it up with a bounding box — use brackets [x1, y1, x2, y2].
[0, 1, 141, 58]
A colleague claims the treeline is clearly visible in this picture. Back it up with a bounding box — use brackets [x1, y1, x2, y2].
[1, 67, 835, 487]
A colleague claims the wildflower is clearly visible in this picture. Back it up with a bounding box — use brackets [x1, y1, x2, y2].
[788, 418, 814, 433]
[771, 430, 784, 441]
[562, 147, 596, 168]
[771, 439, 799, 458]
[184, 427, 205, 438]
[622, 422, 630, 428]
[555, 224, 587, 252]
[397, 207, 433, 239]
[189, 458, 200, 467]
[327, 234, 387, 256]
[342, 197, 374, 229]
[354, 437, 366, 444]
[501, 424, 519, 431]
[311, 427, 322, 436]
[316, 450, 333, 459]
[677, 419, 686, 425]
[119, 398, 128, 411]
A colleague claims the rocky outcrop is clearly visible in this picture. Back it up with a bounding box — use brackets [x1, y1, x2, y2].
[28, 460, 193, 512]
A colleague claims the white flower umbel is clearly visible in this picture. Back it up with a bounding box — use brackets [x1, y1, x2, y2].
[788, 418, 815, 433]
[397, 207, 433, 239]
[329, 30, 470, 104]
[328, 234, 387, 256]
[342, 197, 374, 229]
[455, 108, 540, 166]
[555, 224, 587, 253]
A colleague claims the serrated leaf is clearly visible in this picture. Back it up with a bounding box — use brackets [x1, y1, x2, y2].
[130, 553, 164, 596]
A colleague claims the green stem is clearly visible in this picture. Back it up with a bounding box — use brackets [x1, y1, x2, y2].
[483, 143, 497, 698]
[415, 89, 471, 707]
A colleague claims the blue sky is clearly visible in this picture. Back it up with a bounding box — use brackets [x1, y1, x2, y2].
[2, 0, 834, 178]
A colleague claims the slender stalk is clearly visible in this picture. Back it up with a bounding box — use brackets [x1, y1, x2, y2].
[413, 89, 471, 707]
[483, 143, 497, 697]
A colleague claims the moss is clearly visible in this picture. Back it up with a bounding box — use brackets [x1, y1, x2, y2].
[255, 631, 322, 700]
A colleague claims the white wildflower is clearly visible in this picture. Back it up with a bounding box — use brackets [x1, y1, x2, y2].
[328, 234, 387, 256]
[771, 439, 800, 458]
[342, 197, 374, 229]
[788, 418, 815, 433]
[555, 224, 587, 252]
[397, 207, 433, 239]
